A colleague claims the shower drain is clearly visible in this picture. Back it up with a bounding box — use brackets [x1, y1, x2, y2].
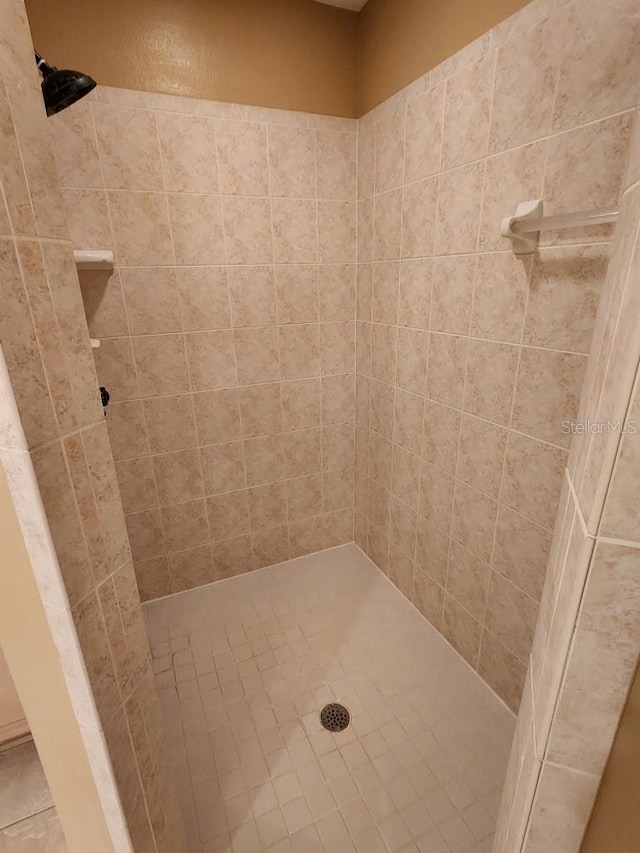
[320, 703, 350, 732]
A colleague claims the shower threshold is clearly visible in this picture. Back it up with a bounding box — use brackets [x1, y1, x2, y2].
[145, 544, 514, 853]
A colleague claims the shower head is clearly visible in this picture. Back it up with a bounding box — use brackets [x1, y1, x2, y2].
[34, 52, 97, 116]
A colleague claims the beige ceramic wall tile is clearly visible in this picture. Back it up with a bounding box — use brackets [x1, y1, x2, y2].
[272, 199, 318, 264]
[115, 457, 158, 514]
[132, 334, 189, 397]
[281, 378, 321, 431]
[106, 401, 150, 460]
[357, 198, 374, 263]
[268, 126, 316, 198]
[186, 330, 237, 391]
[412, 567, 444, 630]
[153, 449, 204, 506]
[524, 247, 608, 353]
[0, 241, 67, 444]
[157, 112, 219, 194]
[320, 321, 355, 376]
[215, 120, 269, 197]
[318, 201, 356, 265]
[456, 414, 507, 499]
[50, 100, 102, 190]
[169, 545, 212, 593]
[431, 255, 476, 335]
[398, 259, 431, 329]
[484, 573, 539, 662]
[451, 480, 498, 564]
[446, 540, 490, 621]
[62, 188, 113, 251]
[142, 394, 197, 454]
[279, 324, 321, 380]
[369, 380, 394, 439]
[442, 594, 482, 666]
[176, 267, 231, 331]
[192, 388, 241, 446]
[162, 498, 210, 552]
[492, 507, 552, 601]
[107, 191, 173, 266]
[542, 113, 632, 246]
[463, 340, 518, 425]
[401, 178, 438, 259]
[418, 460, 454, 533]
[223, 196, 273, 265]
[228, 266, 277, 328]
[357, 124, 375, 200]
[235, 327, 281, 385]
[512, 348, 585, 448]
[168, 193, 226, 265]
[276, 265, 319, 325]
[30, 440, 93, 607]
[478, 630, 526, 712]
[442, 53, 495, 170]
[545, 542, 640, 777]
[316, 131, 356, 202]
[551, 0, 640, 132]
[200, 441, 247, 495]
[489, 16, 557, 153]
[318, 264, 355, 322]
[375, 108, 406, 194]
[405, 85, 445, 184]
[421, 401, 460, 475]
[395, 328, 428, 395]
[471, 253, 530, 343]
[80, 269, 128, 338]
[524, 763, 599, 853]
[94, 104, 162, 191]
[415, 518, 448, 587]
[373, 189, 402, 261]
[121, 268, 182, 335]
[436, 162, 485, 255]
[600, 386, 640, 542]
[502, 433, 567, 530]
[426, 333, 467, 409]
[239, 382, 282, 437]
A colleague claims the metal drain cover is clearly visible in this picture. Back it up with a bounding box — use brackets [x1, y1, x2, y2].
[320, 703, 350, 732]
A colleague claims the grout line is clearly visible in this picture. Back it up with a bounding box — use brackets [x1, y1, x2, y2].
[564, 467, 592, 541]
[91, 325, 596, 362]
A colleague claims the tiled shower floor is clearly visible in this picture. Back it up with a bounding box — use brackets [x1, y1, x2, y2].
[145, 545, 515, 853]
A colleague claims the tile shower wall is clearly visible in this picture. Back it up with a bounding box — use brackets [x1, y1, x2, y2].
[0, 0, 186, 849]
[354, 0, 640, 710]
[51, 90, 357, 601]
[495, 107, 640, 853]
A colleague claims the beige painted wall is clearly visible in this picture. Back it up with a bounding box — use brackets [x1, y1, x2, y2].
[25, 0, 358, 117]
[581, 662, 640, 851]
[357, 0, 532, 114]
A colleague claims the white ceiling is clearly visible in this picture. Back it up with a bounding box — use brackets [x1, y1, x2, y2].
[312, 0, 368, 10]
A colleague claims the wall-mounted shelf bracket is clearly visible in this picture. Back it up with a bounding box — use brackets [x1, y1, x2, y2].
[73, 250, 114, 271]
[501, 200, 544, 255]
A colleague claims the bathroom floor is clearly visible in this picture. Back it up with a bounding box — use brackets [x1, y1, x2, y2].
[145, 545, 515, 853]
[0, 741, 66, 851]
